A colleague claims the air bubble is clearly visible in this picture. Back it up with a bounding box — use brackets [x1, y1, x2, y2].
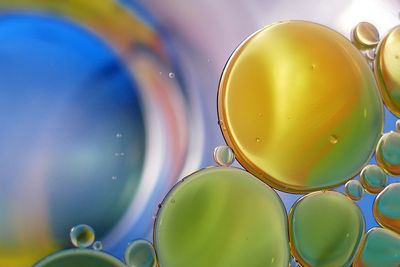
[213, 145, 235, 166]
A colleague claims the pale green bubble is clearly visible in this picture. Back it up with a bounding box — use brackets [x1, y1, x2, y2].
[124, 239, 156, 267]
[360, 164, 388, 194]
[70, 224, 95, 248]
[213, 145, 235, 166]
[34, 248, 125, 267]
[289, 191, 365, 267]
[154, 167, 289, 267]
[353, 228, 400, 267]
[373, 183, 400, 234]
[344, 180, 365, 201]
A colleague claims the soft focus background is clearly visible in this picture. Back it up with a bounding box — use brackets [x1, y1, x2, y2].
[0, 0, 399, 265]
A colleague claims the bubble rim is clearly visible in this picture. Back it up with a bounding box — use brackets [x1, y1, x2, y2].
[217, 20, 384, 194]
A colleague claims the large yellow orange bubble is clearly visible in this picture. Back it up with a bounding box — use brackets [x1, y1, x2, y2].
[218, 21, 384, 193]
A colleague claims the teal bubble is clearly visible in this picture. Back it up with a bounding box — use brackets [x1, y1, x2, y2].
[373, 183, 400, 234]
[213, 145, 235, 166]
[70, 224, 95, 248]
[360, 165, 388, 194]
[92, 241, 103, 251]
[376, 131, 400, 176]
[34, 248, 125, 267]
[354, 228, 400, 267]
[345, 180, 365, 201]
[124, 239, 156, 267]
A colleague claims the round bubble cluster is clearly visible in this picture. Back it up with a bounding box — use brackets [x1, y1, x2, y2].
[218, 20, 383, 193]
[70, 224, 95, 248]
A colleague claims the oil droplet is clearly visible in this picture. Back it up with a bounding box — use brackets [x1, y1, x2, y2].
[373, 183, 400, 234]
[116, 133, 122, 139]
[365, 49, 376, 61]
[344, 180, 365, 201]
[376, 131, 400, 176]
[396, 119, 400, 132]
[168, 72, 175, 79]
[360, 164, 388, 194]
[351, 22, 380, 49]
[124, 239, 156, 267]
[289, 191, 365, 266]
[353, 228, 400, 267]
[375, 25, 400, 116]
[217, 21, 383, 193]
[93, 241, 103, 251]
[154, 167, 289, 267]
[34, 248, 125, 267]
[213, 145, 235, 166]
[70, 224, 95, 248]
[329, 135, 338, 144]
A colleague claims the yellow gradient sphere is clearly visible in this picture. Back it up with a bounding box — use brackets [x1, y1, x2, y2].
[218, 21, 383, 193]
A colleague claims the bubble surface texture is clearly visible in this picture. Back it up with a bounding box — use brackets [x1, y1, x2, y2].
[218, 21, 383, 193]
[154, 167, 289, 267]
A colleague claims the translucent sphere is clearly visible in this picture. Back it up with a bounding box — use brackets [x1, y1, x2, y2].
[373, 183, 400, 234]
[70, 224, 95, 248]
[376, 131, 400, 176]
[93, 241, 103, 251]
[124, 240, 156, 267]
[351, 22, 380, 49]
[360, 165, 388, 194]
[213, 145, 235, 166]
[344, 180, 365, 201]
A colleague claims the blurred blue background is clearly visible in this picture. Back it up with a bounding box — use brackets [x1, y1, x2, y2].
[0, 0, 398, 266]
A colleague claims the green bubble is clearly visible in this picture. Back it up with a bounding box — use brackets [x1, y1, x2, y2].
[213, 145, 235, 166]
[344, 180, 365, 201]
[33, 248, 125, 267]
[353, 228, 400, 267]
[154, 167, 289, 267]
[70, 224, 95, 248]
[289, 191, 365, 267]
[360, 164, 388, 194]
[376, 131, 400, 176]
[124, 239, 156, 267]
[373, 183, 400, 234]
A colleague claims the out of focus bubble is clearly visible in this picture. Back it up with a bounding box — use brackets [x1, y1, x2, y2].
[373, 183, 400, 234]
[93, 241, 103, 251]
[360, 165, 388, 194]
[376, 131, 400, 176]
[34, 249, 124, 267]
[351, 22, 380, 49]
[374, 25, 400, 117]
[123, 239, 156, 267]
[154, 167, 289, 267]
[218, 20, 383, 193]
[345, 180, 365, 201]
[289, 191, 365, 266]
[70, 224, 95, 248]
[213, 145, 235, 166]
[353, 228, 400, 267]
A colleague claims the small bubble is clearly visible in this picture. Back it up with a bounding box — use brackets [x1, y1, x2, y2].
[168, 72, 175, 79]
[351, 22, 380, 49]
[159, 71, 162, 75]
[311, 63, 317, 70]
[365, 49, 375, 61]
[344, 180, 365, 201]
[116, 133, 122, 138]
[360, 165, 388, 194]
[120, 152, 125, 156]
[258, 112, 263, 118]
[114, 153, 120, 157]
[256, 137, 261, 143]
[112, 176, 117, 180]
[92, 241, 103, 250]
[213, 145, 235, 166]
[124, 239, 156, 267]
[329, 135, 338, 144]
[70, 224, 95, 248]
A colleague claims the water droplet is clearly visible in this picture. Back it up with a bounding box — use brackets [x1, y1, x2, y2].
[329, 135, 338, 144]
[396, 119, 400, 131]
[351, 22, 380, 49]
[344, 180, 364, 201]
[124, 239, 156, 267]
[289, 191, 364, 267]
[360, 165, 388, 194]
[353, 228, 400, 267]
[70, 224, 95, 248]
[376, 131, 400, 175]
[168, 72, 175, 79]
[213, 145, 235, 166]
[92, 241, 103, 251]
[373, 183, 400, 234]
[116, 133, 122, 139]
